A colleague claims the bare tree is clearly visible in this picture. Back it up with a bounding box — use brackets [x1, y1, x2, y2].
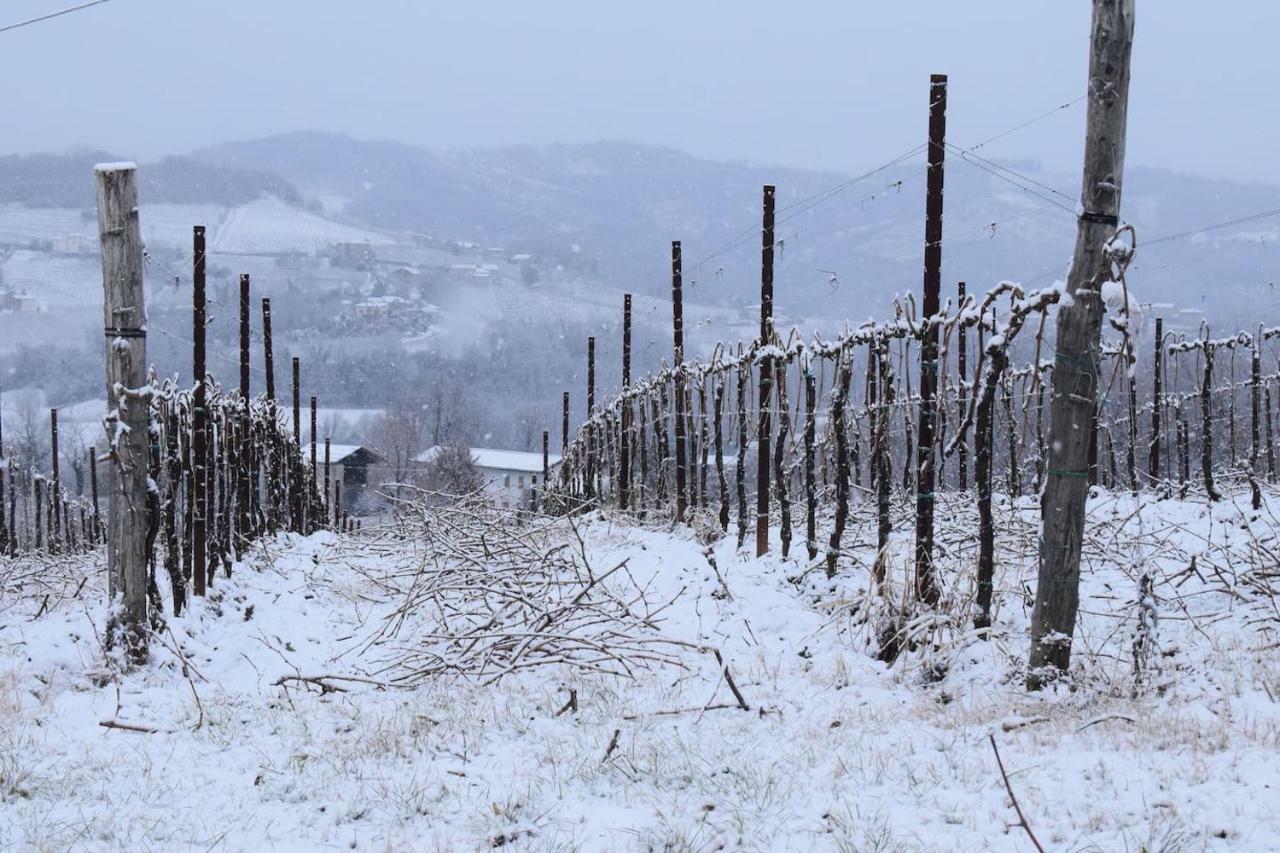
[420, 442, 483, 500]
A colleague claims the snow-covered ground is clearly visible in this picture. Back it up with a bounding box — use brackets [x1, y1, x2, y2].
[2, 487, 1279, 850]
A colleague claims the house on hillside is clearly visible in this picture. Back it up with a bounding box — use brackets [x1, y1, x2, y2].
[308, 443, 383, 513]
[414, 446, 562, 509]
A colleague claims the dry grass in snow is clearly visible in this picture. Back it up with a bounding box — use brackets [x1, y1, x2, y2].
[1, 487, 1279, 851]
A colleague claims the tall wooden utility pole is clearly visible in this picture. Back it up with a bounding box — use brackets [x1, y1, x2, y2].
[97, 163, 149, 656]
[620, 293, 632, 510]
[672, 242, 687, 522]
[1030, 0, 1135, 689]
[192, 225, 209, 597]
[756, 185, 776, 556]
[915, 73, 947, 605]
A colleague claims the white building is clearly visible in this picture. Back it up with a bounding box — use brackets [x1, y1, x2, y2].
[415, 446, 562, 509]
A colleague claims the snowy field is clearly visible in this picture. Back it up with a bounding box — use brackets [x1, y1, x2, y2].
[2, 487, 1279, 851]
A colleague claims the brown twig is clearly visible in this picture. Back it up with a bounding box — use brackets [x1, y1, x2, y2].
[601, 727, 621, 762]
[99, 719, 160, 734]
[988, 734, 1045, 853]
[713, 649, 750, 711]
[555, 688, 578, 717]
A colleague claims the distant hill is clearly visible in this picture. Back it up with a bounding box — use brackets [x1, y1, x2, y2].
[0, 150, 305, 209]
[195, 132, 1280, 327]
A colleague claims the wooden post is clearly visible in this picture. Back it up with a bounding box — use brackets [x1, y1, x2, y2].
[804, 371, 817, 560]
[620, 294, 632, 510]
[310, 396, 318, 529]
[957, 281, 969, 490]
[49, 407, 61, 551]
[89, 446, 100, 540]
[323, 437, 331, 526]
[560, 391, 570, 458]
[34, 478, 44, 551]
[291, 357, 301, 528]
[262, 298, 276, 401]
[97, 163, 150, 656]
[715, 379, 729, 531]
[238, 274, 252, 548]
[1030, 0, 1135, 688]
[735, 358, 749, 548]
[586, 337, 596, 502]
[672, 242, 687, 522]
[1251, 336, 1261, 472]
[756, 185, 775, 557]
[1150, 316, 1163, 480]
[292, 358, 301, 447]
[542, 429, 550, 511]
[192, 224, 209, 598]
[915, 73, 947, 605]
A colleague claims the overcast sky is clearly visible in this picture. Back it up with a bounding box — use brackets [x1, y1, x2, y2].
[0, 1, 1273, 183]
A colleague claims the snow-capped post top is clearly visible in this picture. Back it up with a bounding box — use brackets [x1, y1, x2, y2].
[94, 161, 139, 173]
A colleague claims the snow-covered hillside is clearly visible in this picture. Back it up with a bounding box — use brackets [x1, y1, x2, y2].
[3, 487, 1278, 850]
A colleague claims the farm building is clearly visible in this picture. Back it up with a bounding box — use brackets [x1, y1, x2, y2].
[415, 446, 561, 509]
[306, 443, 383, 512]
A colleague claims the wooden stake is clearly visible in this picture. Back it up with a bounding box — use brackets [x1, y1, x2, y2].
[672, 242, 687, 522]
[49, 407, 60, 551]
[756, 185, 775, 557]
[957, 281, 969, 490]
[192, 224, 209, 598]
[1150, 317, 1163, 480]
[620, 294, 632, 510]
[97, 163, 150, 656]
[914, 73, 947, 606]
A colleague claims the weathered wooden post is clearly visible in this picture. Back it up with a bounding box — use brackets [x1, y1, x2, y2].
[192, 224, 209, 597]
[957, 281, 969, 490]
[586, 337, 596, 503]
[1150, 316, 1163, 480]
[238, 274, 252, 548]
[323, 436, 331, 526]
[756, 185, 775, 557]
[914, 73, 947, 606]
[804, 371, 817, 560]
[1030, 0, 1135, 688]
[262, 298, 276, 401]
[620, 294, 632, 510]
[542, 429, 550, 511]
[89, 445, 100, 540]
[97, 163, 150, 657]
[49, 407, 61, 552]
[558, 391, 568, 458]
[291, 357, 301, 529]
[310, 396, 318, 530]
[1251, 334, 1262, 472]
[672, 243, 687, 521]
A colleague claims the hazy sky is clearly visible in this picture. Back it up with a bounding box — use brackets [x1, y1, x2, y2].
[0, 1, 1274, 183]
